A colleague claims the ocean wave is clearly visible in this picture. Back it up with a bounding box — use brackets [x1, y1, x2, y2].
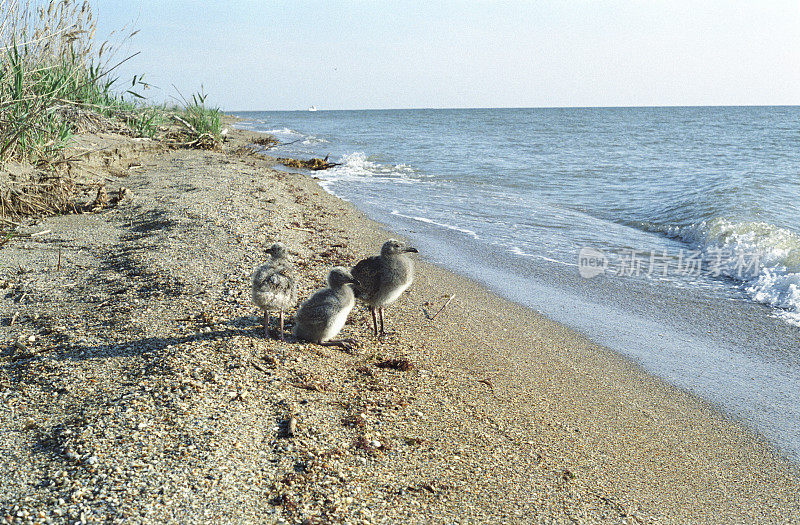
[390, 210, 478, 239]
[669, 218, 800, 323]
[254, 127, 329, 146]
[302, 136, 329, 145]
[320, 152, 419, 185]
[264, 127, 302, 135]
[510, 246, 578, 267]
[311, 152, 419, 200]
[774, 310, 800, 327]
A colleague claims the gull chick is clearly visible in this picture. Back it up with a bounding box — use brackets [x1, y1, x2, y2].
[293, 267, 359, 348]
[351, 239, 418, 336]
[251, 242, 297, 340]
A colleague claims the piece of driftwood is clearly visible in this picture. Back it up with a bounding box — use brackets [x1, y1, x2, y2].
[286, 224, 315, 233]
[170, 114, 198, 135]
[276, 156, 340, 171]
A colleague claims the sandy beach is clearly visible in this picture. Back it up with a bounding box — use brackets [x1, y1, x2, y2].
[1, 124, 799, 524]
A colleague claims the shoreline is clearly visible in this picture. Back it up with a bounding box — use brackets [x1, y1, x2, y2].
[1, 125, 798, 522]
[384, 215, 800, 464]
[240, 125, 800, 517]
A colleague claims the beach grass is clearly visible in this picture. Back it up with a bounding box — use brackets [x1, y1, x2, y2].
[181, 90, 222, 139]
[0, 0, 160, 165]
[0, 0, 222, 164]
[0, 0, 223, 226]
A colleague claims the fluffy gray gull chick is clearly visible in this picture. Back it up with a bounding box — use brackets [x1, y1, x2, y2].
[251, 242, 297, 340]
[351, 239, 418, 336]
[293, 267, 358, 348]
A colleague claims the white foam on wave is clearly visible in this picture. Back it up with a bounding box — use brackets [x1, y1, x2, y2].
[670, 218, 800, 325]
[390, 210, 479, 239]
[748, 269, 800, 326]
[311, 152, 419, 202]
[775, 310, 800, 327]
[264, 127, 302, 135]
[237, 124, 327, 145]
[315, 179, 345, 199]
[319, 152, 419, 186]
[302, 135, 328, 145]
[510, 246, 578, 267]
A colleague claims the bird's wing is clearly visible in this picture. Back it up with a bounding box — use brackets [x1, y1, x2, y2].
[351, 256, 381, 299]
[267, 272, 295, 294]
[254, 266, 294, 292]
[253, 265, 297, 309]
[295, 291, 338, 331]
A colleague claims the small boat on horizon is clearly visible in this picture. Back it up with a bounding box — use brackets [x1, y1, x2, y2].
[308, 105, 318, 112]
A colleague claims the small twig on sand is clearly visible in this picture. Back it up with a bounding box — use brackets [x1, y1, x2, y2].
[171, 114, 198, 134]
[425, 294, 454, 321]
[286, 224, 315, 233]
[0, 218, 24, 228]
[57, 246, 62, 271]
[164, 133, 218, 149]
[52, 144, 119, 165]
[1, 230, 51, 247]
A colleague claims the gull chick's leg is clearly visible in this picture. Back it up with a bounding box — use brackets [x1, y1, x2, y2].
[263, 311, 270, 338]
[279, 310, 285, 341]
[378, 307, 386, 336]
[370, 306, 378, 337]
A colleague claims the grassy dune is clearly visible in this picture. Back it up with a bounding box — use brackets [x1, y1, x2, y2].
[0, 0, 221, 227]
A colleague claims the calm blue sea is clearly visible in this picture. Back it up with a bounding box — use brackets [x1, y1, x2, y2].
[233, 107, 800, 461]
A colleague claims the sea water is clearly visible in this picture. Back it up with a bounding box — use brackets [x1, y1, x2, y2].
[233, 107, 800, 461]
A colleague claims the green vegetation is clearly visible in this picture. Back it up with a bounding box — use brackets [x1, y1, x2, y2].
[0, 0, 223, 226]
[168, 88, 223, 149]
[0, 0, 156, 165]
[0, 0, 223, 167]
[182, 90, 221, 138]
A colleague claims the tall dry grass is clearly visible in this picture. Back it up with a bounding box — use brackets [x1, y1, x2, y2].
[0, 1, 224, 227]
[0, 0, 156, 164]
[0, 0, 154, 226]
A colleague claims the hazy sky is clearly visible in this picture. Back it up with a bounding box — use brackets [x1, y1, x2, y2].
[93, 0, 800, 111]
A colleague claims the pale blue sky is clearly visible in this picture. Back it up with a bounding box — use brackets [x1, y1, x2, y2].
[94, 1, 800, 111]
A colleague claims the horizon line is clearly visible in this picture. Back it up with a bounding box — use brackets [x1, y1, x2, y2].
[226, 103, 800, 113]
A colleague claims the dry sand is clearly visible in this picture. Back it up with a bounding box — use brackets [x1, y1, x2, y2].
[1, 125, 798, 524]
